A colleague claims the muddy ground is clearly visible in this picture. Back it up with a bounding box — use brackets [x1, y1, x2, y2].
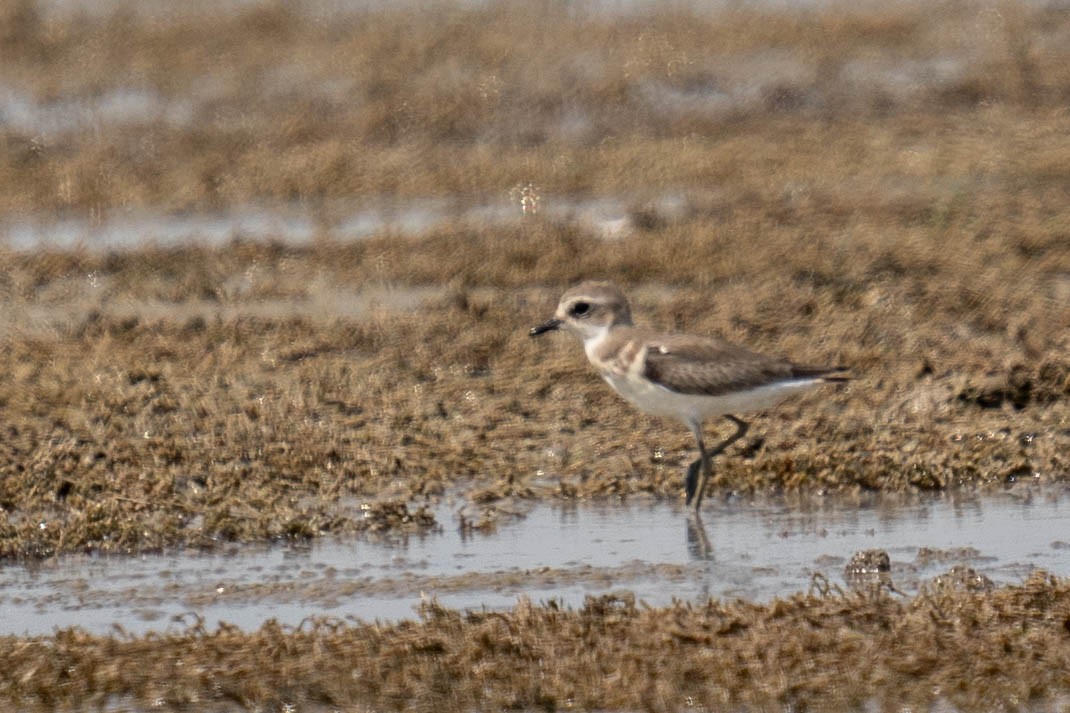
[1, 0, 1070, 710]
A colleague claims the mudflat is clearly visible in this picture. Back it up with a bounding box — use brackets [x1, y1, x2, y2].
[1, 0, 1069, 710]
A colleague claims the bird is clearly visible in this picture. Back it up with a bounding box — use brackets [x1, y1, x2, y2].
[530, 281, 848, 511]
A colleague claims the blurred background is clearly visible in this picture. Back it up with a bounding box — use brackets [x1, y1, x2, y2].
[4, 0, 1069, 246]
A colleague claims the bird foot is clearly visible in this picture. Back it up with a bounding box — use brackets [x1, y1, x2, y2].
[737, 436, 765, 459]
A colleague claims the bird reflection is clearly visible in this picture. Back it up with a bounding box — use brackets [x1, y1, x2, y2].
[685, 511, 713, 560]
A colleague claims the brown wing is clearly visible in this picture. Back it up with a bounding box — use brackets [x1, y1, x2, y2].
[642, 334, 844, 396]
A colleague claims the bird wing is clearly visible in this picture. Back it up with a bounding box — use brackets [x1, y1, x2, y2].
[641, 333, 839, 396]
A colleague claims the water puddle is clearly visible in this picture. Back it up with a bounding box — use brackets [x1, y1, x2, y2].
[1, 488, 1068, 636]
[0, 194, 679, 252]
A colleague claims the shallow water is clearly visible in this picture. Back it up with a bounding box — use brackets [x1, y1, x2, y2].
[0, 195, 663, 252]
[1, 487, 1068, 636]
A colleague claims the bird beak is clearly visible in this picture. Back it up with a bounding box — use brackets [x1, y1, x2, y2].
[529, 318, 562, 337]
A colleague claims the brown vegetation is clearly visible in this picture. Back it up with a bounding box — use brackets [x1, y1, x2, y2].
[2, 572, 1070, 711]
[1, 209, 1066, 559]
[2, 0, 1070, 709]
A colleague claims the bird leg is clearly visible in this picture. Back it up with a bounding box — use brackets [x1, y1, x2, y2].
[684, 428, 709, 510]
[685, 415, 750, 510]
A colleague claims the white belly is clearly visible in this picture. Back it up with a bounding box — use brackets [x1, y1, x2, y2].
[601, 371, 821, 425]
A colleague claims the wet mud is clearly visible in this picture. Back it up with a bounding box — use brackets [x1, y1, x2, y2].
[2, 0, 1070, 709]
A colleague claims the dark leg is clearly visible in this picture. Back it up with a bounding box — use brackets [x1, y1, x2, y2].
[684, 426, 707, 508]
[684, 415, 750, 511]
[709, 415, 749, 459]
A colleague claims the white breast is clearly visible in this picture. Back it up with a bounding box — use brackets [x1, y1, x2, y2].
[601, 370, 823, 425]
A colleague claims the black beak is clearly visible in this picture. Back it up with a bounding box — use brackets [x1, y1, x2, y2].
[529, 318, 562, 337]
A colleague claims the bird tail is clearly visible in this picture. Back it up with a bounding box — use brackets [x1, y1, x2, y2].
[792, 365, 851, 382]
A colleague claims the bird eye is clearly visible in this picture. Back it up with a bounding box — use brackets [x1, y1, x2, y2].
[570, 302, 591, 317]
